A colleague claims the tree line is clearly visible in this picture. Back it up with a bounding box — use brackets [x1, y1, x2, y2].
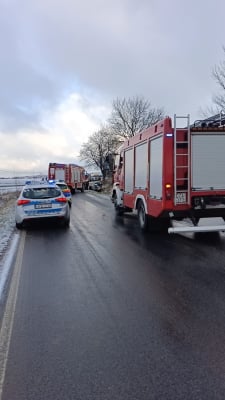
[79, 96, 164, 176]
[80, 48, 225, 176]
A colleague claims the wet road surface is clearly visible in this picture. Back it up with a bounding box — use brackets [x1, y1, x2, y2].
[1, 192, 225, 399]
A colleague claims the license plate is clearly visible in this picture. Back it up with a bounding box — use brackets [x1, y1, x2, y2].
[176, 192, 187, 204]
[35, 204, 52, 209]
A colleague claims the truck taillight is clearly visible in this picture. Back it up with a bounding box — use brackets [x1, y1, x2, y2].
[165, 183, 172, 200]
[17, 199, 31, 206]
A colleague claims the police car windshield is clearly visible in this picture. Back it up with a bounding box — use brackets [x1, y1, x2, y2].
[23, 187, 61, 199]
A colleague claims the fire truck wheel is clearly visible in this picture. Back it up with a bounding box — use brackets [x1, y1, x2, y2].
[114, 195, 124, 216]
[116, 207, 124, 216]
[138, 201, 148, 231]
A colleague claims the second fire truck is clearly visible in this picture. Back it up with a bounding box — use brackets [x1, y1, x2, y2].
[112, 114, 225, 234]
[48, 163, 89, 194]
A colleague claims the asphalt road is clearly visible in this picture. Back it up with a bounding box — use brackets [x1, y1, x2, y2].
[1, 192, 225, 400]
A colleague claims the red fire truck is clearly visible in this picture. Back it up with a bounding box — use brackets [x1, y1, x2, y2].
[112, 114, 225, 234]
[48, 163, 89, 194]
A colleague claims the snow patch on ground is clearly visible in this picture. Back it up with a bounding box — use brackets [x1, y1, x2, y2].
[0, 192, 19, 299]
[0, 194, 17, 262]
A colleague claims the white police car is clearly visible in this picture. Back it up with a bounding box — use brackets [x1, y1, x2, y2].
[15, 180, 70, 229]
[53, 180, 72, 207]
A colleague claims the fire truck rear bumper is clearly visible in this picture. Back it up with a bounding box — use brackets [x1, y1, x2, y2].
[165, 208, 225, 220]
[168, 225, 225, 234]
[163, 207, 225, 234]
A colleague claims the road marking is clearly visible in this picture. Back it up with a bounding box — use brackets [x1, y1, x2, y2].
[0, 230, 26, 399]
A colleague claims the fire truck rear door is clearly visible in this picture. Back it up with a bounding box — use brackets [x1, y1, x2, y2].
[192, 132, 225, 190]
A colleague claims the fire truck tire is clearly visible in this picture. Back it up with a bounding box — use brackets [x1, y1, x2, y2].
[116, 208, 124, 216]
[138, 201, 148, 231]
[114, 195, 124, 216]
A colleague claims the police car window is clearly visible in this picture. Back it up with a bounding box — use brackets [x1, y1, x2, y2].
[23, 187, 61, 199]
[23, 189, 34, 198]
[57, 183, 67, 189]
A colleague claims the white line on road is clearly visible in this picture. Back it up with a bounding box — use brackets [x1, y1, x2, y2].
[0, 230, 26, 399]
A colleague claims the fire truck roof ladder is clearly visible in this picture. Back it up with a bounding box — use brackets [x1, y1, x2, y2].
[192, 111, 225, 128]
[174, 114, 191, 206]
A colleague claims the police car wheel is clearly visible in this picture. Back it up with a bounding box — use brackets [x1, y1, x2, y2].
[16, 222, 23, 230]
[60, 217, 70, 228]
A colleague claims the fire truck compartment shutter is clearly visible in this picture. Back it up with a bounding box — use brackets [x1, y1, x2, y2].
[192, 133, 225, 190]
[150, 136, 163, 199]
[124, 148, 134, 193]
[55, 168, 65, 181]
[135, 142, 148, 189]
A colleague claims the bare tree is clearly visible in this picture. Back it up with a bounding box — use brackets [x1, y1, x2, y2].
[108, 96, 164, 138]
[79, 127, 120, 176]
[212, 46, 225, 111]
[199, 105, 220, 119]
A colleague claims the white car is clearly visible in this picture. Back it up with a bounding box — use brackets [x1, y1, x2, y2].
[88, 180, 102, 191]
[15, 181, 70, 229]
[53, 180, 72, 207]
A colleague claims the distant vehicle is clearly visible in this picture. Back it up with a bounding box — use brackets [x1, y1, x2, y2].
[48, 163, 89, 194]
[89, 181, 102, 192]
[112, 114, 225, 234]
[89, 173, 103, 181]
[88, 172, 103, 191]
[15, 180, 70, 229]
[52, 180, 72, 207]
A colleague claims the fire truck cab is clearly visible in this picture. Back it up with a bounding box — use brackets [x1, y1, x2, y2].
[112, 114, 225, 234]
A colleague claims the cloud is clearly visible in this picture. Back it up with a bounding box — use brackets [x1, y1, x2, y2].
[0, 93, 110, 174]
[1, 0, 225, 123]
[1, 0, 225, 173]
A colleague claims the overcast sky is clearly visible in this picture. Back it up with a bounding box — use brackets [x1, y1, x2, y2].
[1, 0, 225, 176]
